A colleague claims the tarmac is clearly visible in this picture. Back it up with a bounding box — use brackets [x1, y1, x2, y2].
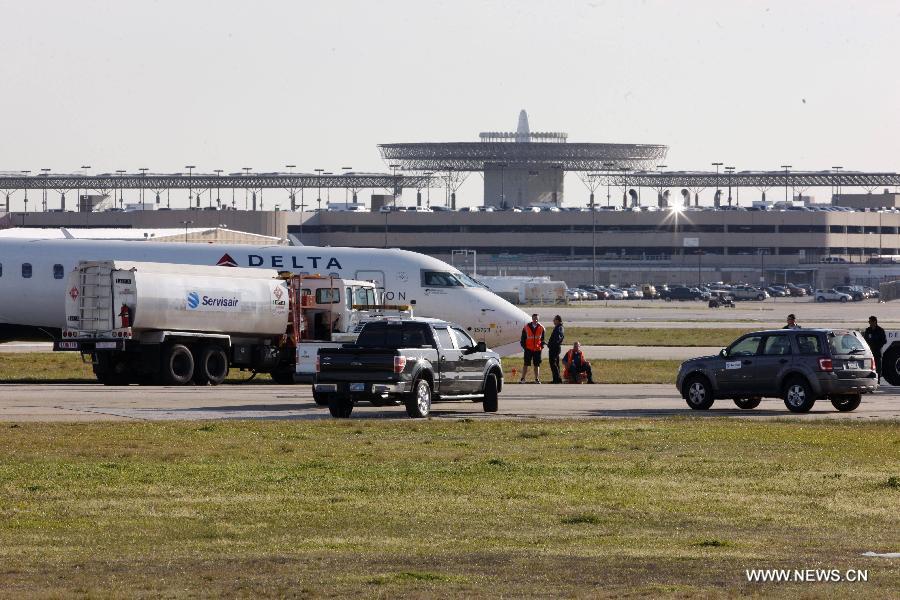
[1, 382, 898, 422]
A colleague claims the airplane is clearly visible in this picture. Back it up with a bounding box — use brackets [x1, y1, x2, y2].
[0, 238, 530, 350]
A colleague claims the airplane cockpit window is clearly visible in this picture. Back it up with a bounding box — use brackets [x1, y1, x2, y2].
[53, 264, 64, 280]
[22, 263, 32, 279]
[455, 272, 488, 289]
[422, 270, 465, 287]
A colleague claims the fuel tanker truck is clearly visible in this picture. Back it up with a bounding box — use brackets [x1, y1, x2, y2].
[53, 260, 408, 386]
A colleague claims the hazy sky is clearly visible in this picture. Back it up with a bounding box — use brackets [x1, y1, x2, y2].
[1, 0, 898, 209]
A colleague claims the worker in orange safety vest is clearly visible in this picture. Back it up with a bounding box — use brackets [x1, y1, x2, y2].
[562, 341, 595, 383]
[519, 313, 545, 383]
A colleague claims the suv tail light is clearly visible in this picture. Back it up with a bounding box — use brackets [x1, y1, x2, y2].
[818, 357, 833, 372]
[315, 355, 320, 373]
[393, 355, 407, 374]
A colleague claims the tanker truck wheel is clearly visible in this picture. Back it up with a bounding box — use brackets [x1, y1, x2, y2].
[882, 347, 900, 386]
[194, 345, 229, 386]
[269, 368, 296, 385]
[160, 344, 194, 386]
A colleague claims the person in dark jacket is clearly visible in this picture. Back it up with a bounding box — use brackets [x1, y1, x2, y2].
[547, 315, 565, 383]
[863, 315, 887, 381]
[783, 314, 801, 329]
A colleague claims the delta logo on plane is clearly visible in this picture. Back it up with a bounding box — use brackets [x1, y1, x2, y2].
[217, 253, 238, 267]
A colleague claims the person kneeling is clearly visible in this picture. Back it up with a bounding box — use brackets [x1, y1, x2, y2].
[562, 342, 595, 384]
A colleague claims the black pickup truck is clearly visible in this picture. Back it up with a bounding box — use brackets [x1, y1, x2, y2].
[313, 319, 504, 418]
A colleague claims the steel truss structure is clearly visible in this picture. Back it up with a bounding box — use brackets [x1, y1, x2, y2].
[591, 171, 900, 189]
[0, 173, 435, 192]
[378, 142, 669, 172]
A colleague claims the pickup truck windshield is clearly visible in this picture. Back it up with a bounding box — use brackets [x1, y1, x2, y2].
[356, 322, 434, 348]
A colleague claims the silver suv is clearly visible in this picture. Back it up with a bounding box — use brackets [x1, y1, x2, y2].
[676, 329, 877, 413]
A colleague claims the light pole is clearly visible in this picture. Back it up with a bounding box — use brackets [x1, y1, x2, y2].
[832, 166, 843, 202]
[603, 162, 614, 207]
[116, 170, 125, 209]
[341, 166, 352, 204]
[185, 165, 196, 208]
[138, 168, 148, 210]
[389, 163, 401, 208]
[41, 168, 50, 212]
[180, 220, 194, 243]
[314, 168, 324, 211]
[711, 162, 723, 208]
[759, 248, 768, 287]
[214, 169, 223, 208]
[780, 165, 792, 204]
[498, 162, 507, 209]
[725, 166, 735, 206]
[621, 167, 631, 209]
[286, 165, 297, 210]
[424, 171, 433, 208]
[242, 167, 252, 210]
[657, 164, 667, 207]
[21, 170, 30, 214]
[79, 165, 91, 211]
[323, 172, 333, 209]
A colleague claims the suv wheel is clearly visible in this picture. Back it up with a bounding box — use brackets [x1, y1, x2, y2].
[757, 294, 765, 301]
[482, 373, 499, 413]
[734, 396, 762, 410]
[405, 378, 432, 418]
[840, 296, 848, 303]
[683, 376, 714, 410]
[783, 378, 815, 413]
[831, 395, 861, 412]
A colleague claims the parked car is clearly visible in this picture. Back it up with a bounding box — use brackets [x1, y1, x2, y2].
[815, 289, 852, 303]
[785, 283, 807, 297]
[766, 286, 788, 298]
[833, 286, 864, 301]
[662, 286, 701, 301]
[730, 285, 769, 301]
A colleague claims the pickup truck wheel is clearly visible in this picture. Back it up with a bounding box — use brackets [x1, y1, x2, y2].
[881, 348, 900, 386]
[783, 378, 815, 413]
[160, 344, 194, 386]
[328, 395, 354, 418]
[734, 396, 762, 410]
[683, 375, 714, 410]
[405, 378, 432, 418]
[194, 345, 229, 386]
[482, 373, 499, 413]
[831, 394, 861, 412]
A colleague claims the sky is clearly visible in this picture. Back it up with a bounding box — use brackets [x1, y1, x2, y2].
[1, 0, 898, 210]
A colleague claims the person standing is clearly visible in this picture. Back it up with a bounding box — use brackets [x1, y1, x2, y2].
[547, 315, 565, 384]
[783, 313, 801, 329]
[863, 315, 887, 381]
[520, 313, 545, 383]
[562, 341, 595, 383]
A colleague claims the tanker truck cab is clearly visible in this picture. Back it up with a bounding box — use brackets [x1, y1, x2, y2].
[55, 260, 293, 386]
[290, 274, 414, 383]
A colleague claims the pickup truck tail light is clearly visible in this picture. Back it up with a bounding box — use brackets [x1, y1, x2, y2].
[818, 357, 833, 372]
[394, 355, 407, 374]
[315, 355, 320, 373]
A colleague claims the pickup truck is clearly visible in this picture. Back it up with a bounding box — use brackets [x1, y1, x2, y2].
[313, 318, 504, 418]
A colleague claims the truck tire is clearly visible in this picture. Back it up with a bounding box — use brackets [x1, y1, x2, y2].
[482, 373, 499, 413]
[93, 354, 130, 386]
[882, 348, 900, 386]
[683, 375, 714, 410]
[831, 394, 861, 412]
[270, 368, 295, 385]
[405, 378, 432, 418]
[734, 396, 761, 410]
[312, 390, 329, 406]
[194, 345, 229, 386]
[328, 395, 354, 418]
[783, 377, 815, 413]
[160, 344, 194, 386]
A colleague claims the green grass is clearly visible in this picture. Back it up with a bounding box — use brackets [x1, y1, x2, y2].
[565, 327, 755, 347]
[506, 359, 679, 384]
[0, 420, 897, 597]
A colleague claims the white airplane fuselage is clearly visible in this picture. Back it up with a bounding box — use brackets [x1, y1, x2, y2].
[0, 239, 529, 347]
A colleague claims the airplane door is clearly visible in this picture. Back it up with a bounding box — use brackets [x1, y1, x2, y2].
[355, 270, 385, 295]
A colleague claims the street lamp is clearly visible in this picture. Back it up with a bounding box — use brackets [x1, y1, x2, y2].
[314, 168, 324, 211]
[139, 168, 148, 210]
[323, 172, 333, 208]
[389, 163, 401, 208]
[80, 165, 91, 212]
[621, 167, 631, 209]
[286, 165, 297, 209]
[497, 162, 507, 209]
[180, 220, 194, 243]
[214, 169, 223, 208]
[242, 167, 252, 210]
[832, 166, 843, 201]
[603, 162, 614, 207]
[724, 166, 735, 206]
[711, 162, 723, 208]
[116, 170, 125, 209]
[341, 166, 353, 204]
[41, 168, 50, 212]
[185, 165, 196, 208]
[21, 170, 30, 214]
[656, 165, 667, 208]
[759, 248, 768, 287]
[780, 165, 792, 204]
[423, 171, 433, 208]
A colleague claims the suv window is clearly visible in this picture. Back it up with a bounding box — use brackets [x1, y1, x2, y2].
[762, 335, 793, 355]
[356, 322, 434, 348]
[828, 332, 867, 355]
[434, 327, 455, 350]
[728, 335, 763, 357]
[796, 334, 823, 355]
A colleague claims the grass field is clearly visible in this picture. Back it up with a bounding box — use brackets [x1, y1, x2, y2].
[564, 327, 754, 347]
[0, 353, 677, 385]
[0, 420, 897, 597]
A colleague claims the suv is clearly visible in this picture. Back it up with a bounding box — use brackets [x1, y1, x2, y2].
[676, 329, 877, 413]
[730, 285, 769, 301]
[834, 285, 864, 301]
[661, 286, 700, 301]
[815, 288, 852, 303]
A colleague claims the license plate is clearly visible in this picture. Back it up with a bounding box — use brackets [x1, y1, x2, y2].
[96, 341, 118, 349]
[350, 383, 366, 392]
[57, 341, 79, 350]
[846, 361, 859, 370]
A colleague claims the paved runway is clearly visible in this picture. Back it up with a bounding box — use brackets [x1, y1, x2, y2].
[1, 382, 898, 422]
